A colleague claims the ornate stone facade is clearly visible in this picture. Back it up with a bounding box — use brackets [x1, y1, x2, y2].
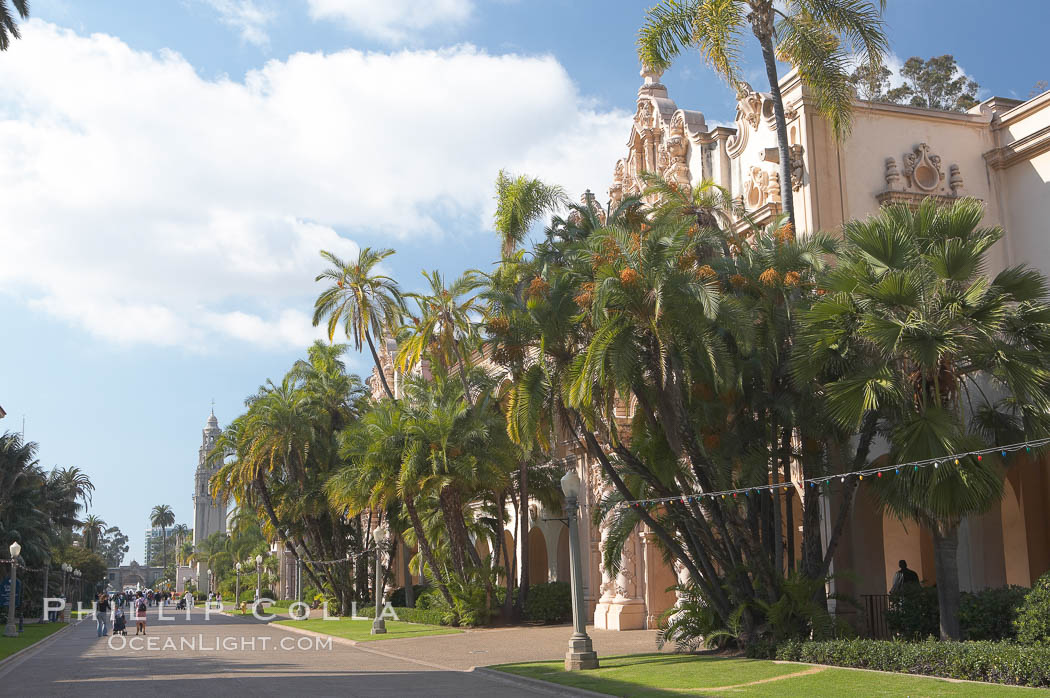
[192, 410, 227, 582]
[593, 68, 1050, 624]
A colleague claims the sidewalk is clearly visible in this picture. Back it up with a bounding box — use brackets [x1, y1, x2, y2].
[350, 624, 667, 671]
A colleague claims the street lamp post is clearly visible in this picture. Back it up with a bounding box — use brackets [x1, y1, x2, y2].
[61, 563, 70, 600]
[206, 569, 211, 599]
[561, 470, 598, 670]
[73, 569, 81, 609]
[371, 522, 389, 635]
[255, 555, 262, 601]
[4, 541, 20, 637]
[235, 563, 241, 608]
[41, 562, 49, 622]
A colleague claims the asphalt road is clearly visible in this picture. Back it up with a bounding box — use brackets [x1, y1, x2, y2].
[0, 608, 569, 697]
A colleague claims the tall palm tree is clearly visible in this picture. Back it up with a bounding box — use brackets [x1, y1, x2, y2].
[798, 198, 1050, 639]
[150, 505, 176, 568]
[0, 0, 28, 51]
[637, 0, 888, 230]
[81, 515, 108, 551]
[328, 399, 456, 607]
[313, 247, 405, 401]
[494, 170, 566, 258]
[397, 270, 485, 407]
[171, 523, 191, 564]
[489, 170, 567, 614]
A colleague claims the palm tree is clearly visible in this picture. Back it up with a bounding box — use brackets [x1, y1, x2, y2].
[397, 270, 485, 407]
[489, 170, 567, 614]
[637, 0, 888, 229]
[799, 198, 1050, 639]
[0, 0, 28, 51]
[494, 170, 566, 258]
[81, 515, 108, 551]
[150, 505, 176, 568]
[328, 399, 456, 607]
[171, 523, 191, 564]
[313, 247, 405, 401]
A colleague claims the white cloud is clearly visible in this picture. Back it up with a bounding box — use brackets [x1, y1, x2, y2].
[200, 0, 274, 46]
[305, 0, 474, 44]
[0, 21, 629, 350]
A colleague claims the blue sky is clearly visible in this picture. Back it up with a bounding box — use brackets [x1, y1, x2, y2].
[2, 0, 1048, 566]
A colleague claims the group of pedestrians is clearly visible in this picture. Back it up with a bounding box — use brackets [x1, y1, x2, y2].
[94, 591, 149, 637]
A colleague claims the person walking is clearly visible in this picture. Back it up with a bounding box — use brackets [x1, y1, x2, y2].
[95, 593, 111, 637]
[890, 559, 921, 593]
[134, 592, 148, 635]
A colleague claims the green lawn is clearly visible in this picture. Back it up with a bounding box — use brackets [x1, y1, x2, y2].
[0, 622, 67, 661]
[274, 617, 462, 643]
[492, 653, 1049, 697]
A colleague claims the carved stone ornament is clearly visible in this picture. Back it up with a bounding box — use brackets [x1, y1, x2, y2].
[877, 143, 967, 207]
[736, 83, 763, 130]
[789, 144, 804, 191]
[902, 142, 943, 192]
[765, 170, 781, 204]
[744, 166, 770, 209]
[635, 100, 654, 129]
[884, 157, 901, 190]
[949, 164, 964, 197]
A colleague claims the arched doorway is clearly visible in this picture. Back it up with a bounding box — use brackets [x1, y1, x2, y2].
[556, 526, 570, 582]
[528, 528, 549, 585]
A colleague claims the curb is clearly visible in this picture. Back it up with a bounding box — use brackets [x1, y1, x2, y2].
[472, 667, 611, 697]
[0, 620, 80, 679]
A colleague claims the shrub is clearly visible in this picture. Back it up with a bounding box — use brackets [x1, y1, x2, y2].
[390, 584, 429, 608]
[960, 585, 1027, 641]
[1015, 571, 1050, 646]
[524, 582, 572, 624]
[885, 584, 939, 639]
[357, 605, 450, 626]
[776, 638, 1050, 688]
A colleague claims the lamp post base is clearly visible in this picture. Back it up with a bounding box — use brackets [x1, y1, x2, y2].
[371, 619, 387, 635]
[565, 634, 598, 670]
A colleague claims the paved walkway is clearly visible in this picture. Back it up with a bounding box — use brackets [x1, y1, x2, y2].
[0, 607, 660, 696]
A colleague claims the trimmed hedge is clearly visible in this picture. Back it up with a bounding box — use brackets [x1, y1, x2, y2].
[1015, 572, 1050, 645]
[356, 605, 450, 626]
[776, 638, 1050, 688]
[524, 582, 572, 624]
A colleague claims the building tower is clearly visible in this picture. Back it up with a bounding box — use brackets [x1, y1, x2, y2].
[192, 409, 227, 586]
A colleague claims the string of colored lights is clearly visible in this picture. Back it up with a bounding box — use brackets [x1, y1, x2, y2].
[622, 437, 1050, 508]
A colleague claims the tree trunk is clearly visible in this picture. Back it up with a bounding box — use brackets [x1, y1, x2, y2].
[932, 523, 962, 641]
[756, 33, 796, 231]
[365, 330, 397, 402]
[405, 496, 455, 607]
[402, 537, 415, 608]
[253, 472, 326, 593]
[782, 429, 795, 573]
[516, 458, 530, 618]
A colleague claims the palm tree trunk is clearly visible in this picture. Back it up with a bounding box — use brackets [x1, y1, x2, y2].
[365, 330, 397, 402]
[933, 523, 962, 640]
[755, 31, 796, 231]
[516, 458, 530, 617]
[253, 472, 326, 594]
[404, 496, 455, 606]
[781, 429, 795, 573]
[402, 538, 415, 608]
